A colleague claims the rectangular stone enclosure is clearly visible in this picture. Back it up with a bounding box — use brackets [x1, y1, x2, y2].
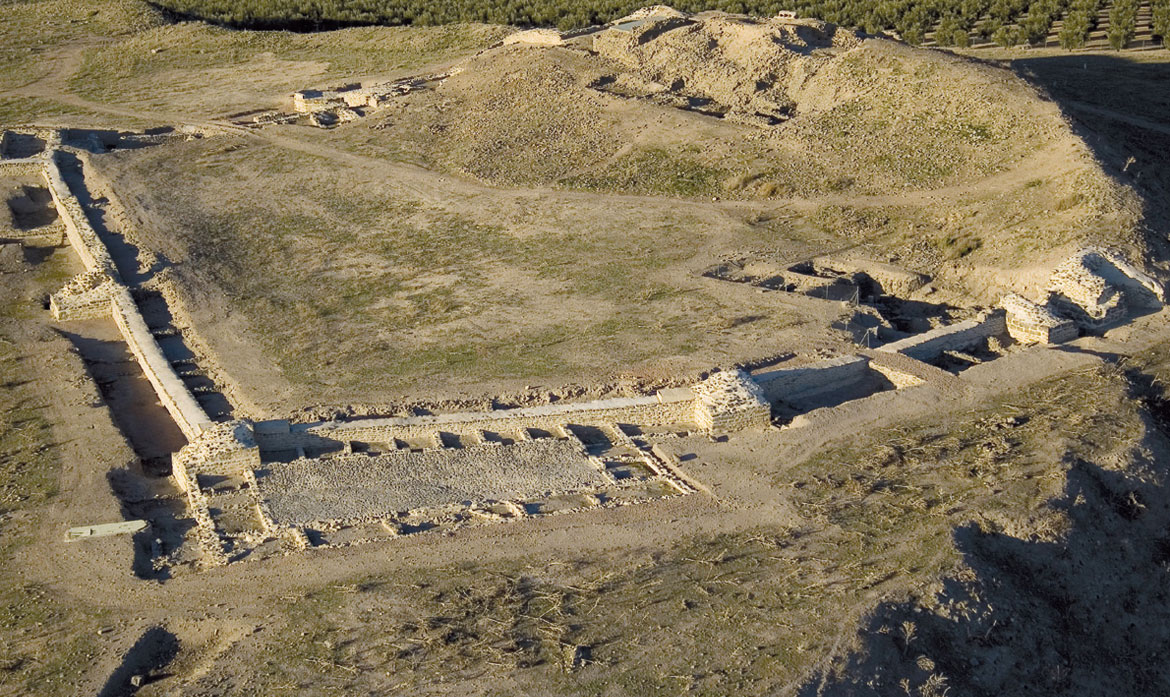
[256, 438, 610, 525]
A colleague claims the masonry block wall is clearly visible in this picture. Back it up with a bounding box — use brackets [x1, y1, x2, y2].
[878, 310, 1006, 361]
[39, 141, 214, 445]
[693, 370, 771, 431]
[252, 388, 700, 453]
[754, 355, 871, 403]
[1001, 292, 1077, 344]
[111, 288, 212, 440]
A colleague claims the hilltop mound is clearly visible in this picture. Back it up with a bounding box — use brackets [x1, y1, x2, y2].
[362, 9, 1110, 208]
[594, 12, 862, 124]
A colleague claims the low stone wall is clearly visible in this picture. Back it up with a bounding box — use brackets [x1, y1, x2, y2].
[41, 152, 119, 279]
[110, 288, 212, 441]
[254, 388, 699, 452]
[754, 355, 870, 403]
[878, 310, 1006, 362]
[1001, 292, 1077, 344]
[0, 158, 44, 176]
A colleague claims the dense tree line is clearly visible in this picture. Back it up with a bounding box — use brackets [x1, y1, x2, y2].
[1059, 0, 1103, 47]
[149, 0, 1169, 47]
[1107, 0, 1137, 46]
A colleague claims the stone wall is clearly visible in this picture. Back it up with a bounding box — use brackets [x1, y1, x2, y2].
[172, 421, 259, 490]
[877, 310, 1006, 362]
[0, 158, 44, 176]
[692, 370, 771, 431]
[39, 142, 213, 443]
[812, 255, 929, 296]
[1001, 292, 1077, 344]
[48, 270, 118, 320]
[42, 152, 120, 279]
[753, 355, 871, 403]
[110, 288, 212, 441]
[253, 388, 699, 452]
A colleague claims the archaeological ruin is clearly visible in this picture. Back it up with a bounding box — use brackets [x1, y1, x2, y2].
[5, 121, 1164, 569]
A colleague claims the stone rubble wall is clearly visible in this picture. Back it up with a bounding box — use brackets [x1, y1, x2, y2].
[692, 370, 772, 431]
[1048, 253, 1116, 310]
[1094, 247, 1165, 304]
[0, 158, 44, 176]
[37, 142, 214, 445]
[1000, 292, 1078, 344]
[172, 421, 259, 492]
[48, 270, 118, 320]
[753, 355, 871, 403]
[253, 389, 699, 452]
[111, 287, 213, 442]
[877, 310, 1006, 362]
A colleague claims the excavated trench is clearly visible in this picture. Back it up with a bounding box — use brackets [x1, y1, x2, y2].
[56, 149, 235, 425]
[46, 142, 235, 578]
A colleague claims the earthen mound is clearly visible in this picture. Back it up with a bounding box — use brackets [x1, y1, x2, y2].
[594, 12, 862, 125]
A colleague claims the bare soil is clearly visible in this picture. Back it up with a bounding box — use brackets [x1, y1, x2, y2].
[1, 3, 1170, 697]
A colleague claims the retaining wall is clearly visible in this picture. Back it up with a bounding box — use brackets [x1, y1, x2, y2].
[753, 355, 871, 403]
[253, 389, 698, 452]
[877, 310, 1006, 362]
[40, 144, 213, 442]
[111, 288, 213, 440]
[41, 152, 119, 278]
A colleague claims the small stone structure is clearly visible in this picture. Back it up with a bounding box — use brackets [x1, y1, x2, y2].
[813, 255, 929, 297]
[171, 421, 259, 489]
[284, 73, 449, 128]
[1045, 247, 1165, 330]
[1000, 292, 1077, 344]
[1047, 251, 1127, 328]
[754, 355, 871, 403]
[692, 370, 772, 431]
[47, 269, 117, 320]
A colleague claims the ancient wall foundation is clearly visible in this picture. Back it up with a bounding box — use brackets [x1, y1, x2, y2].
[1001, 292, 1078, 344]
[753, 355, 871, 404]
[878, 310, 1006, 362]
[251, 388, 699, 454]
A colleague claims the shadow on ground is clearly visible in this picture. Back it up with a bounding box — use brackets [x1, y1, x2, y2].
[1010, 54, 1170, 254]
[800, 367, 1170, 695]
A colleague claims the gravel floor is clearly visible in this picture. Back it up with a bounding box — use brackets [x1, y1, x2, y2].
[257, 438, 609, 524]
